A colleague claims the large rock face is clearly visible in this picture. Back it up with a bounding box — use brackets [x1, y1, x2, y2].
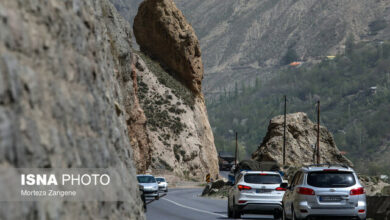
[133, 0, 204, 95]
[0, 0, 145, 219]
[252, 112, 352, 167]
[133, 52, 219, 181]
[130, 0, 219, 180]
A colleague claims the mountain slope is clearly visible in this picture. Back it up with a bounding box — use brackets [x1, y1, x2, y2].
[111, 1, 390, 96]
[175, 0, 390, 95]
[207, 40, 390, 176]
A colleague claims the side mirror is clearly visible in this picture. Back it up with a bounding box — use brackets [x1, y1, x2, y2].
[280, 182, 288, 189]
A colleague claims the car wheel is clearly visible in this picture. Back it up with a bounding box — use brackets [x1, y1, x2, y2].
[155, 192, 160, 200]
[227, 200, 233, 218]
[165, 188, 168, 193]
[232, 204, 241, 219]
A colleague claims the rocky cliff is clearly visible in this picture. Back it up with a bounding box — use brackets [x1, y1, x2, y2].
[1, 4, 218, 220]
[131, 0, 219, 180]
[133, 53, 218, 180]
[252, 113, 353, 167]
[0, 0, 143, 219]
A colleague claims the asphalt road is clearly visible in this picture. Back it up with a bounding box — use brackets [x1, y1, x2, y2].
[146, 188, 274, 220]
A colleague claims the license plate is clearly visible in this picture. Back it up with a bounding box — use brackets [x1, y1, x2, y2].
[320, 196, 341, 202]
[256, 189, 272, 193]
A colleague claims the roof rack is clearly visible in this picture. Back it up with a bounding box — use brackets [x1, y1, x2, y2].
[304, 163, 350, 169]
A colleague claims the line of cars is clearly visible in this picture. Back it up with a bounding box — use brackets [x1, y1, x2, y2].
[137, 174, 169, 211]
[228, 164, 367, 220]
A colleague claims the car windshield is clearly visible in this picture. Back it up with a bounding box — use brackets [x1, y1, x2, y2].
[156, 178, 165, 182]
[137, 176, 156, 183]
[307, 171, 356, 188]
[244, 174, 282, 184]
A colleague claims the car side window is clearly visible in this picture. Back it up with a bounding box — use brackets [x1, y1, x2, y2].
[296, 172, 304, 185]
[290, 172, 300, 187]
[291, 171, 303, 187]
[236, 174, 243, 184]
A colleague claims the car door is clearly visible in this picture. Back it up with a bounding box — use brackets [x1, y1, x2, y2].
[284, 171, 302, 216]
[233, 173, 243, 204]
[291, 172, 304, 211]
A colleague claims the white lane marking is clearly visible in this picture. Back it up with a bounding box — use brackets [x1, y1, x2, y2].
[162, 197, 226, 217]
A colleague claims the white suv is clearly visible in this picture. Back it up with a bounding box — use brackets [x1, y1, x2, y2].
[228, 171, 286, 219]
[281, 165, 366, 220]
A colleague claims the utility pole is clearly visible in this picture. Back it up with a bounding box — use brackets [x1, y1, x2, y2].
[283, 95, 287, 166]
[235, 132, 238, 167]
[316, 100, 321, 164]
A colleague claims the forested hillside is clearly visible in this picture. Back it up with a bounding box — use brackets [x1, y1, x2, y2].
[207, 40, 390, 175]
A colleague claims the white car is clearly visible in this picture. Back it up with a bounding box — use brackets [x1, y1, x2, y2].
[137, 175, 160, 200]
[156, 177, 168, 192]
[228, 171, 286, 219]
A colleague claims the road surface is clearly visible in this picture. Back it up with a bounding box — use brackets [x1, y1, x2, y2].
[146, 188, 273, 220]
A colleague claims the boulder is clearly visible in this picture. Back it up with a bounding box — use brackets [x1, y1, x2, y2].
[133, 0, 203, 95]
[202, 180, 231, 198]
[252, 112, 353, 167]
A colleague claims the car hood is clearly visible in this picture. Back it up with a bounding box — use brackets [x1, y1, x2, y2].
[139, 183, 158, 188]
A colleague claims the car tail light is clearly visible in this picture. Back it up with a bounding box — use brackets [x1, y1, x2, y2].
[297, 187, 315, 195]
[323, 169, 339, 172]
[238, 185, 252, 191]
[358, 209, 365, 213]
[350, 187, 365, 195]
[275, 187, 287, 191]
[238, 200, 247, 204]
[259, 173, 268, 175]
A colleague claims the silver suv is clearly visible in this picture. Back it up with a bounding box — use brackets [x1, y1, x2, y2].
[281, 165, 366, 220]
[228, 171, 286, 219]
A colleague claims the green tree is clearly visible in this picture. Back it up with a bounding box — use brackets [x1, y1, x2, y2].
[281, 47, 299, 65]
[345, 34, 355, 57]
